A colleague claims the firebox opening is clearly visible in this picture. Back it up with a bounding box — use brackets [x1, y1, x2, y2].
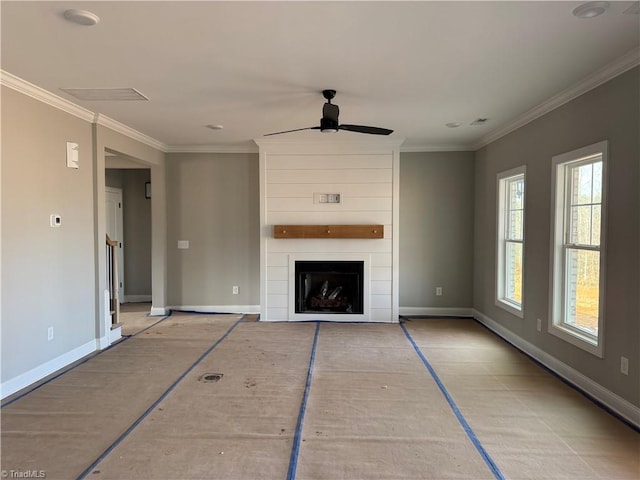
[295, 261, 364, 314]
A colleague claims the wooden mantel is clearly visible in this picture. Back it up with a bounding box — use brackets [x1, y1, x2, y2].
[273, 224, 384, 239]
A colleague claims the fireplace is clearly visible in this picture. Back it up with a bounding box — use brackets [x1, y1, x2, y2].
[295, 261, 364, 314]
[258, 137, 402, 322]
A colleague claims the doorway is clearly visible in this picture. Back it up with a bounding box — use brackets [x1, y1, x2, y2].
[105, 187, 124, 301]
[96, 139, 165, 348]
[105, 151, 152, 306]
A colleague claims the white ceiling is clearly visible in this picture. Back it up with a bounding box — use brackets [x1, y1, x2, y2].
[2, 1, 639, 152]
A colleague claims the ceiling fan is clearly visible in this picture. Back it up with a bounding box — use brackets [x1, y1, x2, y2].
[264, 89, 393, 136]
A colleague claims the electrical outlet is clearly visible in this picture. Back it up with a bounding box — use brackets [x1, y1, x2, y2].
[537, 318, 542, 332]
[435, 287, 442, 296]
[47, 326, 54, 341]
[621, 357, 629, 376]
[232, 286, 239, 295]
[50, 214, 62, 227]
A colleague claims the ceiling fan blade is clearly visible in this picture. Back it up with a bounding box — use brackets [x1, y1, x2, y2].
[264, 126, 320, 136]
[339, 124, 393, 135]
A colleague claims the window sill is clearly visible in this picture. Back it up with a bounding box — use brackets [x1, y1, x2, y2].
[495, 299, 524, 319]
[549, 323, 603, 358]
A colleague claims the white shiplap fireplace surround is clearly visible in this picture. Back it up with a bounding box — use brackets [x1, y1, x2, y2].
[256, 137, 403, 322]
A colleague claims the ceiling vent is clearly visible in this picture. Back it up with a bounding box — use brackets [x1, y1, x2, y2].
[471, 118, 489, 126]
[60, 88, 149, 101]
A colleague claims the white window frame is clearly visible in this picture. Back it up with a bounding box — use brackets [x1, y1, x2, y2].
[549, 141, 607, 358]
[495, 166, 526, 318]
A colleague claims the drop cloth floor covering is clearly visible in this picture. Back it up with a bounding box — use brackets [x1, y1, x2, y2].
[119, 302, 159, 337]
[1, 317, 637, 480]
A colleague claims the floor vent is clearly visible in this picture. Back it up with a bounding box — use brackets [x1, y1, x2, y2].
[199, 373, 223, 383]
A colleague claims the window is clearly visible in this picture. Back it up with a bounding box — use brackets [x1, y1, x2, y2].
[496, 166, 526, 317]
[550, 141, 607, 357]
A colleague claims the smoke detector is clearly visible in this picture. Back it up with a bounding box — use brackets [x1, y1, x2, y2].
[63, 9, 100, 26]
[572, 2, 609, 18]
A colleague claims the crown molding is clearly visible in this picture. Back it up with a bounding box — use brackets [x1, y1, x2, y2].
[473, 46, 640, 150]
[1, 70, 94, 122]
[254, 136, 405, 150]
[93, 114, 167, 152]
[1, 70, 167, 152]
[400, 144, 475, 153]
[167, 142, 472, 155]
[165, 144, 259, 154]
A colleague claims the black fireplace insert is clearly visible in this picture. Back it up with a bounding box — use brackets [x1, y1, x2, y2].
[295, 261, 364, 314]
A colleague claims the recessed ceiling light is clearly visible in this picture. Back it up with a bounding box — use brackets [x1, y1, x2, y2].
[446, 122, 461, 128]
[206, 124, 224, 130]
[63, 9, 100, 26]
[572, 1, 609, 18]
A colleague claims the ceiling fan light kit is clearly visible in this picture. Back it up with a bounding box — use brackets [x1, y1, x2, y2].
[265, 89, 393, 137]
[320, 121, 339, 133]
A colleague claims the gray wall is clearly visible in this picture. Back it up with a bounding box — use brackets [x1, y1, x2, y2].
[166, 152, 260, 307]
[105, 169, 124, 188]
[122, 169, 152, 297]
[473, 67, 639, 407]
[165, 150, 476, 314]
[399, 152, 475, 309]
[1, 86, 95, 382]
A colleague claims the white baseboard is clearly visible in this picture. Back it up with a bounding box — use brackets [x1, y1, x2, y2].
[1, 339, 96, 400]
[472, 309, 640, 429]
[149, 307, 168, 316]
[109, 325, 122, 344]
[400, 307, 473, 317]
[97, 335, 110, 349]
[124, 295, 152, 303]
[168, 305, 261, 315]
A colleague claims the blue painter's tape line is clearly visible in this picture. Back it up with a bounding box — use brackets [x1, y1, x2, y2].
[124, 311, 172, 337]
[400, 323, 506, 480]
[287, 321, 320, 480]
[75, 318, 242, 480]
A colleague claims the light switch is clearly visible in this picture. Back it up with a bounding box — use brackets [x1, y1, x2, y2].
[50, 214, 61, 227]
[177, 240, 189, 249]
